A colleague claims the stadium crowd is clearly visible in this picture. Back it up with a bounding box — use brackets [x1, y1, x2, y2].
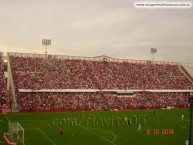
[7, 53, 193, 111]
[18, 92, 188, 111]
[9, 55, 193, 90]
[0, 53, 10, 110]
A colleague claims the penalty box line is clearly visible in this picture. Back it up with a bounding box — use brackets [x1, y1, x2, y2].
[86, 127, 117, 142]
[3, 113, 11, 123]
[26, 128, 56, 145]
[78, 124, 117, 145]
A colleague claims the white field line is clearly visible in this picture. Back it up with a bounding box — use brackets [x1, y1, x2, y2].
[26, 128, 56, 145]
[17, 120, 49, 122]
[3, 113, 10, 123]
[78, 113, 117, 143]
[37, 128, 56, 145]
[86, 127, 117, 142]
[78, 124, 116, 145]
[3, 115, 25, 145]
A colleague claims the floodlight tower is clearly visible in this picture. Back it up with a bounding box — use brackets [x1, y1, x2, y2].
[150, 48, 157, 61]
[42, 39, 51, 58]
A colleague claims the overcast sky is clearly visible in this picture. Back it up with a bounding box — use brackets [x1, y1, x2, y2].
[0, 0, 193, 63]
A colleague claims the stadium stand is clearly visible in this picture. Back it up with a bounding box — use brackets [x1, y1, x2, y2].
[8, 53, 193, 90]
[6, 52, 193, 112]
[17, 92, 188, 111]
[0, 52, 10, 112]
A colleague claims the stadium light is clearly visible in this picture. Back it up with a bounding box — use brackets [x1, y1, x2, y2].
[150, 48, 157, 61]
[187, 92, 193, 145]
[42, 39, 51, 57]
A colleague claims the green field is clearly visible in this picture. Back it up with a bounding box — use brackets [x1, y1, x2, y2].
[0, 109, 192, 145]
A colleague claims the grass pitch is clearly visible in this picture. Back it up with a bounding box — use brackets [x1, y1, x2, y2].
[0, 109, 191, 145]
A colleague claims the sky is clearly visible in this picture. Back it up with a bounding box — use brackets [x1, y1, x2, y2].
[0, 0, 193, 63]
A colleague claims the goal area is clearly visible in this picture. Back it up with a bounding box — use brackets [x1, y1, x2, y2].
[8, 122, 24, 145]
